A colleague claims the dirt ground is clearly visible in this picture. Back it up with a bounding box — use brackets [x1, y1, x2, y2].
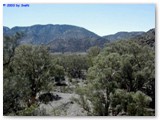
[38, 92, 87, 116]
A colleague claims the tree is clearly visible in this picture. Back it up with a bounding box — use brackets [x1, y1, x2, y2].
[3, 33, 22, 66]
[87, 46, 101, 66]
[76, 52, 121, 115]
[104, 40, 155, 108]
[12, 45, 55, 106]
[76, 40, 155, 116]
[3, 44, 60, 115]
[110, 89, 153, 116]
[127, 91, 153, 116]
[53, 64, 65, 84]
[54, 54, 89, 79]
[87, 46, 101, 58]
[3, 33, 24, 115]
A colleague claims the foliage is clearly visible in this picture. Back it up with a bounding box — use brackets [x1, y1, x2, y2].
[76, 40, 154, 116]
[3, 33, 24, 115]
[53, 64, 65, 84]
[87, 46, 101, 58]
[3, 32, 155, 116]
[3, 33, 22, 66]
[87, 46, 101, 66]
[53, 54, 89, 79]
[110, 89, 153, 116]
[12, 45, 55, 102]
[17, 104, 38, 116]
[3, 43, 63, 115]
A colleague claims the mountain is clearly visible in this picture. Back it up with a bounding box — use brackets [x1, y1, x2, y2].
[3, 24, 155, 52]
[133, 28, 155, 47]
[103, 31, 144, 42]
[103, 29, 155, 48]
[3, 24, 109, 52]
[3, 26, 11, 34]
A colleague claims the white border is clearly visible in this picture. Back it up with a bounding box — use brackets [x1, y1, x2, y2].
[0, 0, 159, 120]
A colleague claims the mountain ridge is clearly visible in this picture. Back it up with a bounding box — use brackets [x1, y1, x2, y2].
[3, 24, 155, 52]
[103, 31, 145, 42]
[3, 24, 109, 52]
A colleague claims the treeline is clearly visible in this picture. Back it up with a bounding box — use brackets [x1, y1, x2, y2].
[3, 33, 155, 116]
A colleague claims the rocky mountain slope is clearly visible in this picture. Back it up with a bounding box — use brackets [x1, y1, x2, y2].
[3, 24, 155, 52]
[3, 24, 109, 52]
[103, 31, 144, 42]
[133, 28, 155, 47]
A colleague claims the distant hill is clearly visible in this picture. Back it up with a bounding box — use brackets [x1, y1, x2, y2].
[3, 24, 155, 52]
[3, 24, 109, 52]
[132, 28, 155, 47]
[103, 29, 155, 48]
[103, 31, 144, 42]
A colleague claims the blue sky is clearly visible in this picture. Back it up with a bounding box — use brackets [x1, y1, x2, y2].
[3, 4, 155, 36]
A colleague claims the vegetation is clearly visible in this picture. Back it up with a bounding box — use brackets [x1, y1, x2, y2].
[76, 40, 155, 116]
[52, 54, 89, 79]
[3, 31, 155, 116]
[4, 35, 64, 115]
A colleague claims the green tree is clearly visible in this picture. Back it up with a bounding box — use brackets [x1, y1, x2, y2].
[76, 40, 154, 116]
[127, 91, 153, 116]
[3, 33, 24, 115]
[54, 54, 89, 79]
[12, 45, 55, 106]
[87, 46, 101, 66]
[87, 46, 101, 58]
[110, 89, 153, 116]
[76, 53, 121, 115]
[3, 33, 22, 66]
[54, 64, 65, 84]
[3, 44, 59, 115]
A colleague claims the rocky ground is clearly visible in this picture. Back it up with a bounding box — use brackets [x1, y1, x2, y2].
[38, 92, 87, 116]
